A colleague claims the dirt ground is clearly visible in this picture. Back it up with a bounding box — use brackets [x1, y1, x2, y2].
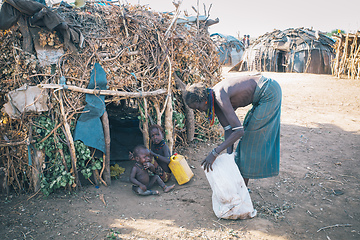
[1, 70, 360, 240]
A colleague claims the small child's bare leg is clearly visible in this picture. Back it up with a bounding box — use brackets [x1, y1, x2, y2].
[132, 185, 159, 195]
[146, 190, 160, 195]
[163, 184, 175, 193]
[154, 175, 175, 192]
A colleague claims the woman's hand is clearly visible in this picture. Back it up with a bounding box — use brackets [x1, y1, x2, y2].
[201, 152, 217, 172]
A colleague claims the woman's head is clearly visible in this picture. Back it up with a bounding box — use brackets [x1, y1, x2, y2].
[184, 83, 208, 112]
[149, 124, 164, 144]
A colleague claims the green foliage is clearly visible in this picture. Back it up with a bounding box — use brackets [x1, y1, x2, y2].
[173, 110, 185, 129]
[326, 29, 345, 37]
[32, 115, 102, 196]
[106, 229, 120, 239]
[172, 98, 186, 129]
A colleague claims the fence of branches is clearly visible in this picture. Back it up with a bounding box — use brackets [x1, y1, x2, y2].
[332, 32, 360, 79]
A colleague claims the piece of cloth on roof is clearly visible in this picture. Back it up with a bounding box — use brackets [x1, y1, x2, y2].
[2, 84, 48, 119]
[0, 0, 84, 50]
[0, 0, 61, 30]
[74, 63, 108, 153]
[235, 76, 282, 179]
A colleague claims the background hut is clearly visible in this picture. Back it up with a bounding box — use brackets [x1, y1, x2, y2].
[210, 33, 245, 67]
[234, 28, 336, 74]
[0, 1, 221, 195]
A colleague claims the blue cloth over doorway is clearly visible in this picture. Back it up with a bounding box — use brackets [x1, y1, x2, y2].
[235, 76, 282, 179]
[74, 63, 108, 153]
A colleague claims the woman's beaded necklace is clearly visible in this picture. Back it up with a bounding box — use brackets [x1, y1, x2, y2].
[206, 88, 215, 126]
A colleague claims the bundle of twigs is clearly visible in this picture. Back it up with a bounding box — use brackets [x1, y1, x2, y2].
[332, 32, 360, 79]
[0, 1, 221, 193]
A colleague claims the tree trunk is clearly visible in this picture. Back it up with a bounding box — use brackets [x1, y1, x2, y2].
[101, 110, 111, 186]
[164, 95, 173, 154]
[32, 149, 44, 192]
[173, 73, 195, 142]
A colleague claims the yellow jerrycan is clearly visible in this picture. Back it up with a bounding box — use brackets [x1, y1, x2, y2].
[169, 153, 194, 185]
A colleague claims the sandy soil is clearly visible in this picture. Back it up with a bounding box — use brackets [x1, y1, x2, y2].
[1, 70, 360, 240]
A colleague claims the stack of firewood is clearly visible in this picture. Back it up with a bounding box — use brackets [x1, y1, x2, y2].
[332, 32, 360, 79]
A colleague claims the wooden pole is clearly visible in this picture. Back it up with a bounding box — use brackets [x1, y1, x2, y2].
[339, 34, 349, 77]
[164, 56, 174, 153]
[101, 111, 111, 186]
[58, 91, 81, 189]
[173, 73, 195, 142]
[333, 36, 342, 77]
[31, 149, 44, 192]
[164, 94, 173, 154]
[153, 101, 162, 126]
[38, 84, 166, 98]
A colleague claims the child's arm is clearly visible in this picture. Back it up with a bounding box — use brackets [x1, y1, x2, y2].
[129, 166, 147, 191]
[143, 162, 156, 172]
[150, 144, 171, 164]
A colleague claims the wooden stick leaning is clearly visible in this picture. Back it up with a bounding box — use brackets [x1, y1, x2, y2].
[55, 90, 81, 189]
[101, 111, 111, 186]
[38, 84, 166, 98]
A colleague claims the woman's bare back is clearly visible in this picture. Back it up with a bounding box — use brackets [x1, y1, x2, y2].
[213, 75, 260, 109]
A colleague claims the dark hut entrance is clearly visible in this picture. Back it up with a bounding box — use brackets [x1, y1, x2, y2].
[107, 101, 143, 163]
[276, 51, 287, 72]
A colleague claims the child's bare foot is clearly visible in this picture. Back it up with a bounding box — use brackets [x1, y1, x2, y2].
[149, 190, 160, 195]
[163, 184, 175, 193]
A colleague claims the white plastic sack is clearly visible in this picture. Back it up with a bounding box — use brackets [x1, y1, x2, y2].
[204, 153, 257, 219]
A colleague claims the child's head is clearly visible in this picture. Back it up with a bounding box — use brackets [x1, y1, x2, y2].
[149, 124, 164, 145]
[132, 145, 151, 164]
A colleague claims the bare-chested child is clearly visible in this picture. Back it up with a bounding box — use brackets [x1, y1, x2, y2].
[129, 145, 175, 196]
[149, 125, 172, 182]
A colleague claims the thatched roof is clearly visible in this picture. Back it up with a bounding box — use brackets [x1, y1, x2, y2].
[210, 33, 245, 66]
[234, 27, 336, 74]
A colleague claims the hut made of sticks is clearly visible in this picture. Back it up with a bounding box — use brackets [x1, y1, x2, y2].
[210, 33, 245, 67]
[234, 28, 336, 74]
[332, 32, 360, 79]
[0, 1, 221, 195]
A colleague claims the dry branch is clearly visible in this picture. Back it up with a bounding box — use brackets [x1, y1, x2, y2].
[332, 32, 360, 79]
[38, 84, 167, 98]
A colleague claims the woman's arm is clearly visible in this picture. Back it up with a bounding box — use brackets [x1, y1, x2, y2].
[202, 89, 244, 171]
[216, 89, 245, 150]
[143, 162, 156, 172]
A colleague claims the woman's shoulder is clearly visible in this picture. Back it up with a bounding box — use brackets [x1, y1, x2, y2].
[214, 76, 258, 95]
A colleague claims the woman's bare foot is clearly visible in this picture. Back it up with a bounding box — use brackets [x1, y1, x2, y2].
[163, 184, 175, 193]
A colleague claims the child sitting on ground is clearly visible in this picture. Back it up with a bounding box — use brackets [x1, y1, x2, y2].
[149, 124, 172, 182]
[129, 145, 175, 196]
